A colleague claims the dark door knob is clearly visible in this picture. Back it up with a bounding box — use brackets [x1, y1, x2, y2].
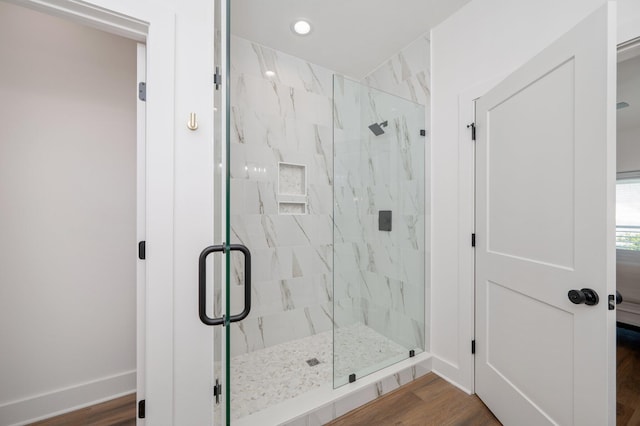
[568, 288, 599, 306]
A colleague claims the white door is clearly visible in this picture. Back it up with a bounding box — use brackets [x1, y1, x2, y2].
[475, 4, 616, 426]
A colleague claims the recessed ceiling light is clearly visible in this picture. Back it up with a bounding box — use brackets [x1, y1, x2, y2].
[292, 20, 312, 35]
[265, 70, 276, 77]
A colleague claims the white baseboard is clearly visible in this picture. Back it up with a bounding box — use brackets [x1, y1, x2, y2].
[0, 370, 136, 426]
[618, 302, 640, 328]
[432, 368, 473, 395]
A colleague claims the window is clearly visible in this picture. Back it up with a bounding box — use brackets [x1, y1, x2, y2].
[616, 177, 640, 250]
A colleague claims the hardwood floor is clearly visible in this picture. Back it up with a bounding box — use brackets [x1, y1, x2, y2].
[327, 373, 500, 426]
[332, 326, 640, 426]
[24, 327, 640, 425]
[27, 394, 136, 426]
[617, 325, 640, 425]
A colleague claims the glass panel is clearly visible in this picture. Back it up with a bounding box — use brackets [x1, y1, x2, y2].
[226, 31, 335, 421]
[616, 178, 640, 250]
[223, 0, 232, 423]
[333, 76, 426, 387]
[213, 0, 224, 425]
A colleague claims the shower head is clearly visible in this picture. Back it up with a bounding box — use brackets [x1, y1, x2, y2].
[368, 120, 388, 136]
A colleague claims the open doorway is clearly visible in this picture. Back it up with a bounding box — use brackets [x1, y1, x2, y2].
[615, 39, 640, 425]
[0, 2, 144, 424]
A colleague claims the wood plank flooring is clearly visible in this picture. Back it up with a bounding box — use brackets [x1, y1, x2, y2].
[327, 373, 500, 426]
[27, 393, 136, 426]
[25, 326, 640, 425]
[617, 325, 640, 425]
[332, 326, 640, 426]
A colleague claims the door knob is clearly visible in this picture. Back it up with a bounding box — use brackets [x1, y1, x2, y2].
[568, 288, 599, 306]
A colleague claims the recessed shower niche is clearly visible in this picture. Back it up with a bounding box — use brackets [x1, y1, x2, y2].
[278, 162, 307, 215]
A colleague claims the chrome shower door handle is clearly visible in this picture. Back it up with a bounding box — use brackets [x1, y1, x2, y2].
[198, 244, 252, 326]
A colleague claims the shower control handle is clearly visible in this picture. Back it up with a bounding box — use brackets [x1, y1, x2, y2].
[198, 244, 252, 326]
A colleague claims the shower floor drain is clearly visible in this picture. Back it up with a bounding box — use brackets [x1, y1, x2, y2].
[306, 358, 320, 367]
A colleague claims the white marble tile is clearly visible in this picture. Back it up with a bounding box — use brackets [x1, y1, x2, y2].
[227, 34, 431, 418]
[380, 373, 402, 395]
[333, 384, 378, 418]
[306, 404, 334, 426]
[250, 280, 285, 317]
[246, 181, 278, 215]
[282, 417, 308, 426]
[279, 202, 307, 215]
[230, 316, 267, 356]
[333, 323, 409, 383]
[363, 34, 430, 107]
[307, 184, 332, 215]
[231, 36, 333, 98]
[279, 163, 306, 196]
[230, 330, 332, 420]
[230, 327, 408, 420]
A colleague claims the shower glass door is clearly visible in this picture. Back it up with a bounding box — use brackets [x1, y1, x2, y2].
[224, 0, 335, 420]
[333, 76, 426, 387]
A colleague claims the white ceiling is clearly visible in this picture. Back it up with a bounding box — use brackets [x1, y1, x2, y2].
[230, 0, 472, 79]
[618, 54, 640, 134]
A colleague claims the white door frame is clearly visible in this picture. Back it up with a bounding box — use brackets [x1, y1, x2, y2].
[436, 76, 506, 394]
[8, 0, 179, 423]
[136, 41, 147, 424]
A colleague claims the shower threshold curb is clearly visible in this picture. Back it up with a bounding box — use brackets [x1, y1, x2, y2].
[233, 352, 433, 426]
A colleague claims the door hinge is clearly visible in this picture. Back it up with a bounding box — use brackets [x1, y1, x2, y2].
[138, 82, 146, 101]
[213, 379, 222, 404]
[471, 340, 476, 354]
[138, 400, 146, 419]
[214, 67, 222, 90]
[138, 241, 146, 260]
[420, 129, 426, 136]
[471, 233, 476, 247]
[467, 122, 476, 141]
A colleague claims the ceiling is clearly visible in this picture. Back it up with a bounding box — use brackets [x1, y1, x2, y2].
[230, 0, 472, 79]
[618, 54, 640, 134]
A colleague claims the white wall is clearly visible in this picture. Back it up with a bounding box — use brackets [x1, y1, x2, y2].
[0, 2, 137, 424]
[2, 0, 218, 424]
[431, 0, 640, 392]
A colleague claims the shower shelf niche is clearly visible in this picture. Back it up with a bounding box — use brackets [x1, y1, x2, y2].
[278, 162, 307, 215]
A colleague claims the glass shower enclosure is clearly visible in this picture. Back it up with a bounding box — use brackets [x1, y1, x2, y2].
[209, 0, 427, 417]
[333, 76, 426, 387]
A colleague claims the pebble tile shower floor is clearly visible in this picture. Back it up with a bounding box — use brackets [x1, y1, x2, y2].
[230, 323, 408, 420]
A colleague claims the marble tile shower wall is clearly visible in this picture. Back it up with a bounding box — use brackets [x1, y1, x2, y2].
[333, 76, 426, 354]
[226, 34, 431, 359]
[363, 34, 431, 108]
[343, 34, 431, 352]
[227, 36, 335, 357]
